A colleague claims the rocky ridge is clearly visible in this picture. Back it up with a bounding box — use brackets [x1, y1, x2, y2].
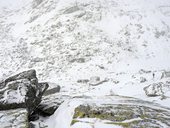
[0, 70, 63, 127]
[1, 0, 170, 128]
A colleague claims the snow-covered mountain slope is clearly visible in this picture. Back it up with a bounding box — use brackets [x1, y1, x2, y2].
[1, 0, 170, 78]
[1, 0, 170, 127]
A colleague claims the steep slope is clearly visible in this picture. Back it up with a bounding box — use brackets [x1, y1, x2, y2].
[1, 0, 170, 79]
[0, 0, 170, 127]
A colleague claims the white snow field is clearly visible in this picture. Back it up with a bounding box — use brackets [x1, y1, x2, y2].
[0, 0, 170, 127]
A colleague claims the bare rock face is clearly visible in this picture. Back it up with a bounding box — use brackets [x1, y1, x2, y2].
[0, 69, 50, 128]
[0, 69, 49, 114]
[37, 94, 70, 116]
[0, 108, 29, 128]
[72, 99, 170, 128]
[36, 85, 70, 116]
[143, 82, 170, 97]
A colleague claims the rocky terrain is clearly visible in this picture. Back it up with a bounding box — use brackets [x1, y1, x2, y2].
[0, 0, 170, 128]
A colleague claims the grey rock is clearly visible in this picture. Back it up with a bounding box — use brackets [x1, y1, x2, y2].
[139, 69, 151, 74]
[70, 58, 86, 63]
[0, 108, 29, 128]
[72, 99, 170, 127]
[64, 6, 80, 14]
[32, 0, 43, 8]
[43, 85, 61, 96]
[89, 76, 108, 86]
[143, 82, 170, 97]
[30, 121, 48, 128]
[5, 69, 37, 84]
[77, 79, 89, 84]
[0, 70, 49, 115]
[140, 77, 147, 83]
[37, 94, 70, 116]
[161, 70, 170, 79]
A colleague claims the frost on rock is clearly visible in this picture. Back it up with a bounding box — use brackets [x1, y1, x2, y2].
[37, 93, 70, 116]
[144, 82, 170, 98]
[1, 0, 170, 127]
[36, 85, 70, 116]
[71, 98, 170, 128]
[0, 70, 48, 114]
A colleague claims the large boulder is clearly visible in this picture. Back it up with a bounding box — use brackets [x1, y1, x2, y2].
[143, 82, 170, 97]
[0, 70, 49, 115]
[37, 94, 70, 116]
[36, 85, 70, 116]
[71, 97, 170, 128]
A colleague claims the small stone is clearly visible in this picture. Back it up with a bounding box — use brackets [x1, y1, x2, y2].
[64, 6, 80, 14]
[76, 58, 85, 63]
[161, 71, 170, 79]
[37, 94, 70, 116]
[140, 77, 147, 83]
[90, 76, 100, 83]
[43, 85, 61, 96]
[89, 76, 107, 86]
[77, 79, 89, 84]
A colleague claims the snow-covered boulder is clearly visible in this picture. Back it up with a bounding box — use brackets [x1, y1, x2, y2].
[143, 82, 170, 97]
[37, 86, 70, 116]
[161, 71, 170, 79]
[140, 77, 147, 83]
[0, 70, 49, 115]
[71, 98, 170, 128]
[89, 76, 107, 86]
[43, 85, 61, 96]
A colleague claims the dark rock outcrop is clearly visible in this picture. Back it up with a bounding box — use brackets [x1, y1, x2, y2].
[0, 69, 49, 114]
[0, 70, 50, 128]
[36, 84, 69, 116]
[43, 85, 61, 96]
[0, 108, 29, 128]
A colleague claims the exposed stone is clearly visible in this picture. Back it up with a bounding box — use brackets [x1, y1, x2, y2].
[143, 82, 170, 97]
[37, 94, 70, 116]
[139, 69, 151, 74]
[77, 79, 89, 84]
[89, 76, 108, 86]
[140, 77, 147, 83]
[43, 85, 61, 96]
[29, 113, 39, 121]
[30, 121, 48, 128]
[5, 70, 37, 84]
[72, 101, 170, 127]
[0, 70, 49, 115]
[63, 6, 80, 14]
[32, 0, 43, 8]
[0, 108, 29, 128]
[161, 70, 170, 79]
[70, 58, 86, 63]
